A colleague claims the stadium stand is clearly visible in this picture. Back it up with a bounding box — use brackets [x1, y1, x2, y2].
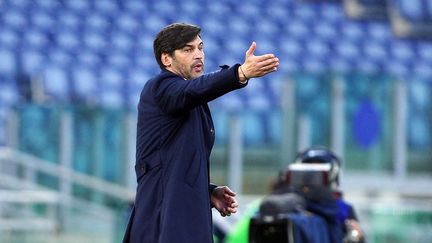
[0, 0, 431, 159]
[0, 0, 430, 159]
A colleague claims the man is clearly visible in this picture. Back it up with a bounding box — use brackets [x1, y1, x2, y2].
[294, 147, 365, 243]
[122, 23, 279, 243]
[226, 147, 365, 243]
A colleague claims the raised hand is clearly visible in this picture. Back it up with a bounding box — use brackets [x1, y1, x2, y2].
[211, 186, 239, 217]
[239, 42, 279, 82]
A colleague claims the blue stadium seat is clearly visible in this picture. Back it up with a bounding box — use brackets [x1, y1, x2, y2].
[264, 2, 291, 23]
[301, 57, 327, 74]
[111, 32, 134, 52]
[2, 7, 27, 29]
[367, 23, 392, 42]
[101, 68, 126, 90]
[228, 16, 251, 39]
[179, 0, 203, 15]
[356, 59, 381, 74]
[413, 61, 432, 79]
[107, 52, 129, 69]
[100, 88, 126, 108]
[0, 26, 21, 49]
[416, 42, 432, 61]
[117, 13, 140, 34]
[143, 14, 169, 34]
[319, 3, 345, 22]
[335, 40, 361, 59]
[42, 64, 70, 102]
[362, 40, 388, 63]
[0, 47, 17, 74]
[22, 29, 49, 50]
[293, 4, 319, 21]
[71, 65, 100, 103]
[21, 48, 46, 74]
[395, 0, 427, 21]
[36, 0, 60, 11]
[255, 19, 281, 37]
[30, 10, 56, 36]
[384, 59, 411, 78]
[305, 39, 331, 60]
[0, 77, 19, 106]
[340, 22, 367, 42]
[75, 51, 101, 68]
[93, 0, 119, 15]
[86, 13, 111, 33]
[47, 48, 73, 67]
[312, 20, 339, 41]
[285, 20, 310, 39]
[329, 56, 355, 74]
[82, 30, 107, 52]
[57, 11, 82, 31]
[63, 0, 91, 13]
[389, 40, 416, 62]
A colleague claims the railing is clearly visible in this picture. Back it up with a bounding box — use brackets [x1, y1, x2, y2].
[0, 147, 135, 201]
[0, 146, 135, 239]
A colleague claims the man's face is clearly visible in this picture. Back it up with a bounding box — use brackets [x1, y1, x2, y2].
[166, 36, 204, 79]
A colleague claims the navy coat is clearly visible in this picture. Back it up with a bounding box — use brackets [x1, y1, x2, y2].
[123, 64, 246, 243]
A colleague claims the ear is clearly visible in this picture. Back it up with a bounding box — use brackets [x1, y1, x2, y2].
[161, 53, 172, 68]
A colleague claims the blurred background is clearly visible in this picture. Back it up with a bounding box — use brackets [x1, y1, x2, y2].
[0, 0, 432, 242]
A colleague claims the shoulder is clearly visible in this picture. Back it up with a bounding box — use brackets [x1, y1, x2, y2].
[146, 70, 179, 87]
[146, 70, 184, 92]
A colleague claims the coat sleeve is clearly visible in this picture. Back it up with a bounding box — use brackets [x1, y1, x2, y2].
[152, 64, 247, 115]
[209, 183, 218, 208]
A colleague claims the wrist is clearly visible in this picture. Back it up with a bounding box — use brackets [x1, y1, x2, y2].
[238, 65, 249, 84]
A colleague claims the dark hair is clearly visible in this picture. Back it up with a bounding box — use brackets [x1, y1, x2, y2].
[153, 23, 201, 69]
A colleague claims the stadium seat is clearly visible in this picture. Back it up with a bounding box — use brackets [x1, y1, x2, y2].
[416, 42, 432, 61]
[71, 65, 100, 103]
[0, 77, 19, 106]
[57, 11, 81, 31]
[2, 7, 27, 30]
[395, 0, 426, 21]
[0, 47, 17, 75]
[42, 64, 70, 102]
[413, 61, 432, 79]
[86, 13, 111, 33]
[21, 48, 46, 74]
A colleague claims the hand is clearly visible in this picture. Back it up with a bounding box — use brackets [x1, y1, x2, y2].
[211, 186, 239, 217]
[239, 42, 279, 81]
[345, 219, 364, 242]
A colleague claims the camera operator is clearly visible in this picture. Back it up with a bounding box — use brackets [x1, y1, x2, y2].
[293, 147, 365, 243]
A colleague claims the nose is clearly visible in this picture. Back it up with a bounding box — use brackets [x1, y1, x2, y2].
[194, 49, 204, 59]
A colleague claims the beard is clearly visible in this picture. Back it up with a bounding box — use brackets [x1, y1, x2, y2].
[171, 59, 204, 80]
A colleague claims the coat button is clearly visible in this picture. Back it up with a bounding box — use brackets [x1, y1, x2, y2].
[210, 128, 214, 134]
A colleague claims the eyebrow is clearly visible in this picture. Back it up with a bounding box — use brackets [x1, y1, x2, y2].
[184, 42, 204, 48]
